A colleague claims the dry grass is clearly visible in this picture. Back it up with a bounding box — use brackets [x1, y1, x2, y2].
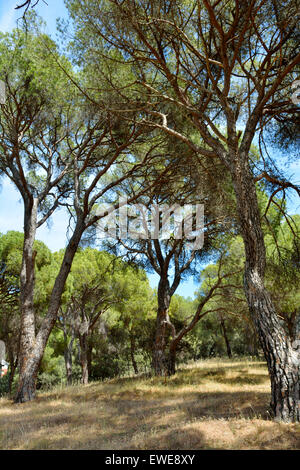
[0, 358, 299, 450]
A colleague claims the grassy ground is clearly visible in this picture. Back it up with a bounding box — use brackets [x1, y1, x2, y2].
[0, 358, 299, 450]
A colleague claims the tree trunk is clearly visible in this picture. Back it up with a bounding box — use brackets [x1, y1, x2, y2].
[220, 317, 232, 359]
[15, 221, 84, 403]
[79, 333, 89, 385]
[64, 350, 73, 386]
[152, 308, 168, 375]
[294, 313, 300, 344]
[152, 278, 172, 375]
[167, 345, 176, 376]
[87, 340, 93, 379]
[64, 336, 74, 386]
[245, 279, 300, 421]
[17, 198, 38, 401]
[130, 336, 139, 374]
[14, 355, 40, 402]
[232, 160, 300, 422]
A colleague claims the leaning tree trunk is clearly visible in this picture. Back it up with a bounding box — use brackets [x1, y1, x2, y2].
[152, 278, 172, 376]
[15, 222, 84, 403]
[232, 160, 300, 422]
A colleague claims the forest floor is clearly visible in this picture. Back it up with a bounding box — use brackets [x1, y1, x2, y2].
[0, 358, 299, 450]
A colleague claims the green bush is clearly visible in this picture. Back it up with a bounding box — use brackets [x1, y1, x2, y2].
[90, 352, 127, 380]
[37, 357, 66, 390]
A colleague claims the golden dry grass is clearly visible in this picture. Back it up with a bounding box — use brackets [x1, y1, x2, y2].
[0, 358, 299, 450]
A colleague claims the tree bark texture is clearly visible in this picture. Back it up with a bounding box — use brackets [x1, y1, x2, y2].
[232, 159, 300, 422]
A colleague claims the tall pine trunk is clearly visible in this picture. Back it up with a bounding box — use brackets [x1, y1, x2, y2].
[232, 159, 300, 422]
[16, 198, 38, 402]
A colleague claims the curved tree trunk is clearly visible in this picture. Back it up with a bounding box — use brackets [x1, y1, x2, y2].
[232, 160, 300, 422]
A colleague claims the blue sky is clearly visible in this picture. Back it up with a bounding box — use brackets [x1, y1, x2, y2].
[0, 0, 69, 36]
[0, 1, 299, 299]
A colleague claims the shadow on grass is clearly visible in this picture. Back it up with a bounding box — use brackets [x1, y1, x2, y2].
[216, 374, 267, 385]
[3, 389, 272, 424]
[2, 358, 299, 450]
[160, 363, 268, 387]
[0, 389, 275, 450]
[14, 360, 269, 405]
